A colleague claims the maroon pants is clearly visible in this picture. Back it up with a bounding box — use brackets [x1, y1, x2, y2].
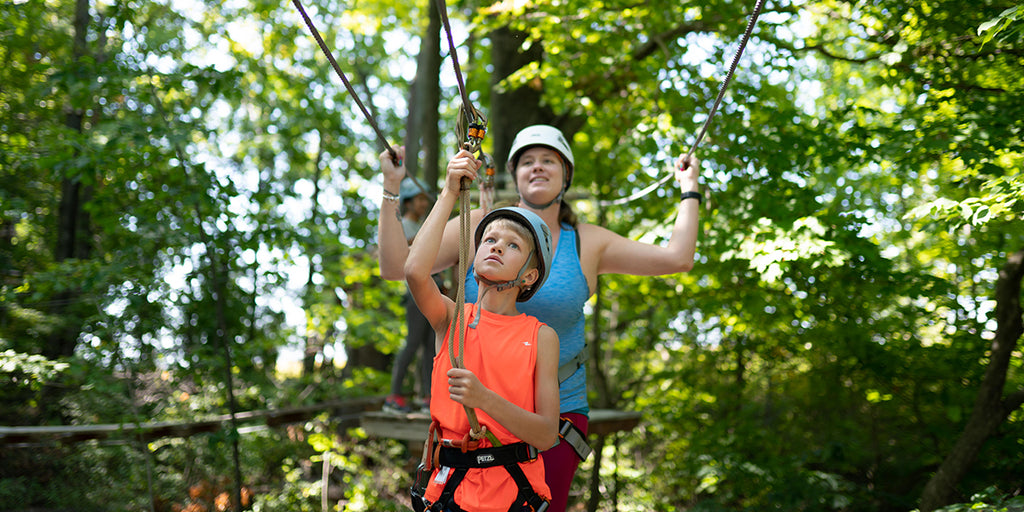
[543, 413, 589, 512]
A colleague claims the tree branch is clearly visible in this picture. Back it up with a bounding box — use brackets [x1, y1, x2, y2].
[632, 22, 712, 62]
[919, 246, 1024, 512]
[1004, 388, 1024, 416]
[771, 37, 882, 64]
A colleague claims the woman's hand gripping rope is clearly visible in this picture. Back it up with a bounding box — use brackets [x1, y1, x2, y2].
[675, 154, 701, 193]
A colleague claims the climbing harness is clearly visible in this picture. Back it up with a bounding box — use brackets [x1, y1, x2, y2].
[599, 0, 768, 207]
[291, 0, 400, 165]
[412, 419, 549, 511]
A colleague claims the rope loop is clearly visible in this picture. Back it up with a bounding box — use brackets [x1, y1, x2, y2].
[469, 424, 489, 441]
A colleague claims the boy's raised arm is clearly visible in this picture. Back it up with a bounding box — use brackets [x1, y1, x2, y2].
[405, 150, 481, 331]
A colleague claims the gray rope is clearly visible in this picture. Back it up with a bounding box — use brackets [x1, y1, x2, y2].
[600, 0, 768, 207]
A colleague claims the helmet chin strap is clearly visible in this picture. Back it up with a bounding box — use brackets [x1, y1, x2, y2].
[470, 252, 534, 329]
[519, 189, 564, 210]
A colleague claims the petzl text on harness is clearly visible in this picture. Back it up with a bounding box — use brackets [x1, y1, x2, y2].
[419, 442, 549, 512]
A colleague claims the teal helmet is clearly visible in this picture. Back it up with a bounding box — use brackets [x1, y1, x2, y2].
[473, 207, 553, 302]
[399, 177, 432, 203]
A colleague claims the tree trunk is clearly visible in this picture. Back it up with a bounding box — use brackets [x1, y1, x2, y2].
[488, 26, 546, 189]
[586, 434, 606, 512]
[46, 0, 93, 360]
[406, 1, 442, 190]
[303, 145, 326, 376]
[919, 247, 1024, 511]
[211, 255, 245, 512]
[488, 26, 584, 191]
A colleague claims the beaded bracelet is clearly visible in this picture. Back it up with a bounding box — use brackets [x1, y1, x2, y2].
[382, 189, 400, 202]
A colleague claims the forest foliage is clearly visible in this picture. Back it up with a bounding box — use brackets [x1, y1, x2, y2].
[1, 0, 1022, 511]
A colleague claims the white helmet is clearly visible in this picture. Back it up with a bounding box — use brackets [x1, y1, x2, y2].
[506, 125, 575, 191]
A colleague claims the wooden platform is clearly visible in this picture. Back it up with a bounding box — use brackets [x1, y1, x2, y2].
[0, 397, 381, 447]
[360, 409, 641, 442]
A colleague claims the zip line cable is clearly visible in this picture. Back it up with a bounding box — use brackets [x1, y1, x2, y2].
[291, 0, 399, 164]
[599, 0, 768, 207]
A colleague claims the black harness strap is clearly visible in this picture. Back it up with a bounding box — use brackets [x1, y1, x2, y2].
[426, 443, 549, 512]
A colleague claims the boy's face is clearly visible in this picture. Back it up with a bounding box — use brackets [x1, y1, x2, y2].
[474, 221, 538, 287]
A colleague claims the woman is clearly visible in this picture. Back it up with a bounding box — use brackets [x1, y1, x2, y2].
[384, 177, 436, 414]
[378, 125, 700, 511]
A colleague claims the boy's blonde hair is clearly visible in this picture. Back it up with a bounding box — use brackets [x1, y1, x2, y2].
[481, 218, 537, 270]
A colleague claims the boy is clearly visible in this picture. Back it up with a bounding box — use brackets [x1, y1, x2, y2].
[405, 149, 559, 512]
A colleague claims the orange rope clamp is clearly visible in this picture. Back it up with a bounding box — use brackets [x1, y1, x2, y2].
[467, 123, 486, 140]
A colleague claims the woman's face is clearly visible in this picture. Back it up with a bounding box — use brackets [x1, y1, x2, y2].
[515, 147, 565, 204]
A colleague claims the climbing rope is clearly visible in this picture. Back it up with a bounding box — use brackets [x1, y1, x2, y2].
[435, 0, 483, 149]
[435, 0, 493, 202]
[599, 0, 768, 207]
[292, 0, 399, 164]
[434, 0, 502, 448]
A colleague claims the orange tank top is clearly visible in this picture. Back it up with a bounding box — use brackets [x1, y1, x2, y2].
[425, 303, 550, 511]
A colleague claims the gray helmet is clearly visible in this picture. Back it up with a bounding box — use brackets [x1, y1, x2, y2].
[506, 125, 575, 191]
[473, 207, 553, 302]
[399, 177, 432, 203]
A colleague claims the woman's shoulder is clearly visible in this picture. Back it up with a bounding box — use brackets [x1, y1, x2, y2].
[575, 221, 621, 246]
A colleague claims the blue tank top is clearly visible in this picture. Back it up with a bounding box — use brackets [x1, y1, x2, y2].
[466, 223, 591, 414]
